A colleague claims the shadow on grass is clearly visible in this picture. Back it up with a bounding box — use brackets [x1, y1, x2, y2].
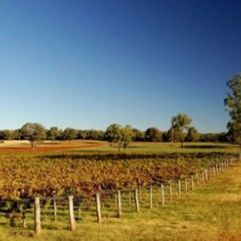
[184, 145, 228, 149]
[40, 152, 234, 161]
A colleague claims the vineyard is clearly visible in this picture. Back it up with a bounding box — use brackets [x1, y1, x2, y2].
[0, 142, 240, 239]
[0, 151, 237, 198]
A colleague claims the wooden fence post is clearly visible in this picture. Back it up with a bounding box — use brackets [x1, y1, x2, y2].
[178, 180, 181, 195]
[138, 186, 142, 203]
[117, 190, 122, 218]
[169, 181, 173, 200]
[129, 191, 132, 205]
[149, 185, 153, 209]
[68, 196, 76, 231]
[134, 189, 140, 212]
[22, 210, 27, 228]
[34, 197, 41, 235]
[161, 184, 165, 206]
[226, 160, 228, 168]
[202, 171, 205, 182]
[191, 176, 194, 190]
[204, 169, 208, 182]
[53, 197, 57, 222]
[184, 179, 188, 193]
[195, 173, 199, 185]
[96, 193, 102, 223]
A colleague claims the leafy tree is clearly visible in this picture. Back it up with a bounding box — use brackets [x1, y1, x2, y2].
[105, 124, 122, 144]
[185, 127, 199, 142]
[105, 124, 134, 152]
[167, 127, 183, 142]
[0, 130, 15, 140]
[85, 129, 105, 140]
[170, 113, 192, 147]
[47, 127, 61, 141]
[144, 127, 162, 142]
[14, 129, 22, 140]
[199, 132, 229, 143]
[20, 123, 46, 148]
[62, 128, 78, 141]
[224, 74, 241, 145]
[132, 128, 144, 141]
[162, 131, 169, 142]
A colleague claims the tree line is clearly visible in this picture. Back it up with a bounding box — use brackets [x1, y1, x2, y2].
[0, 73, 240, 148]
[0, 117, 230, 148]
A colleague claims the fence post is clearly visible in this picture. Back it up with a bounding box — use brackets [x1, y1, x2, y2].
[129, 191, 132, 205]
[202, 171, 205, 182]
[22, 210, 27, 228]
[226, 160, 229, 168]
[178, 180, 181, 195]
[191, 176, 194, 190]
[149, 185, 153, 209]
[161, 184, 165, 206]
[53, 197, 57, 222]
[138, 185, 142, 203]
[195, 173, 199, 185]
[134, 189, 140, 212]
[68, 196, 76, 231]
[205, 169, 208, 182]
[184, 179, 188, 193]
[96, 192, 102, 223]
[34, 197, 41, 235]
[169, 181, 173, 200]
[117, 190, 122, 218]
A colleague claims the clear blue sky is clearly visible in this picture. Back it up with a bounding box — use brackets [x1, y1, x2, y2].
[0, 0, 241, 132]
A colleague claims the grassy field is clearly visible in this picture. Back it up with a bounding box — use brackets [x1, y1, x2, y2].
[0, 140, 240, 154]
[0, 159, 240, 241]
[64, 141, 240, 156]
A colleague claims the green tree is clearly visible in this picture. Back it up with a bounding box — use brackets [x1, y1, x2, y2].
[132, 128, 144, 141]
[224, 74, 241, 145]
[20, 123, 46, 148]
[105, 124, 134, 152]
[62, 128, 78, 141]
[47, 127, 61, 141]
[170, 113, 192, 147]
[144, 127, 162, 142]
[0, 130, 15, 140]
[186, 127, 199, 142]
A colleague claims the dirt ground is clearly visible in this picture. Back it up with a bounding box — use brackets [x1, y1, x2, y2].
[0, 140, 106, 153]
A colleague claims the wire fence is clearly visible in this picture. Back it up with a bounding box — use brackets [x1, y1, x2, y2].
[0, 156, 239, 235]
